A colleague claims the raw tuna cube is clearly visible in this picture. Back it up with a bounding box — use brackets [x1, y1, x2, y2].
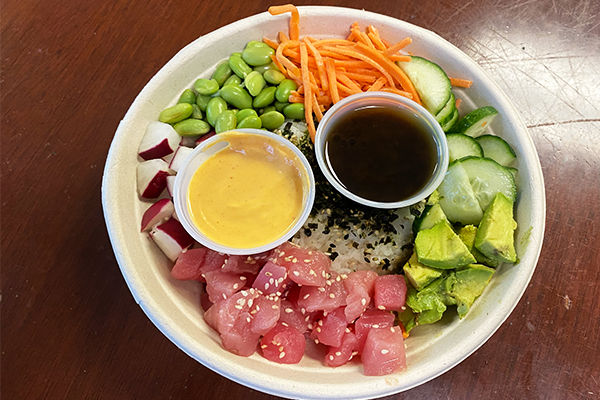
[171, 247, 208, 281]
[279, 299, 310, 334]
[252, 261, 290, 295]
[220, 311, 261, 357]
[344, 270, 378, 323]
[361, 326, 406, 376]
[297, 271, 348, 313]
[197, 249, 229, 282]
[313, 307, 348, 347]
[260, 322, 306, 364]
[325, 331, 358, 368]
[354, 310, 395, 353]
[199, 283, 212, 312]
[204, 270, 246, 303]
[222, 253, 268, 276]
[271, 242, 330, 287]
[249, 294, 281, 336]
[374, 274, 407, 311]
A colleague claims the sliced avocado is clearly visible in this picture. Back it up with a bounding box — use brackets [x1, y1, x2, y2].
[403, 252, 444, 291]
[427, 190, 441, 206]
[415, 220, 477, 269]
[449, 264, 495, 318]
[405, 279, 447, 325]
[412, 203, 449, 233]
[396, 306, 417, 334]
[474, 192, 518, 263]
[458, 225, 500, 268]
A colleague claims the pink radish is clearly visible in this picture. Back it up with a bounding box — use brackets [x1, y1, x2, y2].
[168, 146, 194, 173]
[138, 121, 180, 160]
[140, 198, 174, 232]
[166, 175, 176, 197]
[195, 131, 216, 145]
[149, 218, 194, 261]
[136, 159, 170, 199]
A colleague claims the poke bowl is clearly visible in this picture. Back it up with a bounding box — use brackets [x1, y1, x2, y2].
[101, 6, 545, 399]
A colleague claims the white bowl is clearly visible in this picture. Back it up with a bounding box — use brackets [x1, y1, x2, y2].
[102, 6, 545, 399]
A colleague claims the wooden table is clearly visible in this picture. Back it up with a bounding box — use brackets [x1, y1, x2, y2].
[3, 0, 599, 398]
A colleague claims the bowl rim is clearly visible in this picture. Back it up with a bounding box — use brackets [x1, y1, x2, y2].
[102, 6, 546, 399]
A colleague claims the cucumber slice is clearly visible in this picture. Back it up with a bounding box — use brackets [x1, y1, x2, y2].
[505, 167, 518, 180]
[450, 106, 499, 137]
[441, 108, 459, 132]
[459, 156, 517, 212]
[475, 134, 516, 166]
[446, 133, 483, 162]
[435, 92, 456, 125]
[397, 56, 452, 115]
[437, 161, 484, 225]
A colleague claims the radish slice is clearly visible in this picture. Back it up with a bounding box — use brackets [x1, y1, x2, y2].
[195, 131, 216, 145]
[138, 121, 180, 160]
[149, 218, 194, 261]
[166, 175, 176, 197]
[137, 159, 170, 198]
[169, 146, 194, 173]
[141, 198, 174, 232]
[180, 136, 198, 148]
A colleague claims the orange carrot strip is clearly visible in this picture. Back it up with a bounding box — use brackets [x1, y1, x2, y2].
[268, 4, 300, 41]
[450, 77, 473, 88]
[304, 37, 329, 92]
[367, 32, 386, 51]
[312, 91, 323, 122]
[325, 57, 340, 104]
[337, 71, 377, 83]
[367, 75, 387, 92]
[381, 38, 392, 49]
[455, 98, 462, 108]
[383, 37, 412, 56]
[270, 54, 288, 77]
[321, 45, 396, 88]
[337, 71, 363, 93]
[380, 87, 413, 99]
[262, 37, 279, 50]
[289, 94, 304, 103]
[278, 31, 289, 43]
[276, 40, 301, 76]
[389, 55, 412, 62]
[318, 50, 353, 60]
[312, 39, 356, 48]
[359, 32, 375, 48]
[332, 59, 373, 68]
[299, 42, 316, 141]
[336, 81, 357, 95]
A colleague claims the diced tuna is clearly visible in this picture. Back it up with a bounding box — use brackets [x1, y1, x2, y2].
[252, 261, 290, 296]
[361, 326, 406, 376]
[324, 331, 358, 368]
[222, 253, 269, 276]
[279, 299, 310, 334]
[354, 310, 396, 353]
[249, 295, 281, 336]
[260, 323, 306, 364]
[171, 247, 208, 281]
[199, 283, 212, 312]
[271, 242, 330, 287]
[344, 270, 378, 323]
[313, 307, 347, 348]
[204, 270, 247, 303]
[373, 274, 407, 311]
[297, 271, 348, 313]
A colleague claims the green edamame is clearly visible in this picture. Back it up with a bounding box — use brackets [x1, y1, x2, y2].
[206, 97, 228, 127]
[196, 94, 212, 111]
[261, 106, 276, 115]
[242, 45, 275, 67]
[275, 79, 298, 103]
[215, 110, 237, 134]
[253, 62, 280, 74]
[236, 115, 262, 129]
[194, 78, 220, 95]
[253, 86, 277, 109]
[260, 111, 285, 130]
[245, 41, 271, 49]
[173, 119, 211, 137]
[223, 74, 242, 87]
[220, 85, 253, 110]
[229, 54, 253, 79]
[283, 103, 305, 120]
[211, 62, 233, 87]
[263, 70, 286, 85]
[159, 103, 193, 124]
[244, 71, 266, 97]
[274, 101, 290, 113]
[177, 89, 196, 104]
[191, 104, 203, 119]
[236, 108, 258, 122]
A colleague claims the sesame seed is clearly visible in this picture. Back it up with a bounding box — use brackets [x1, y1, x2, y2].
[241, 290, 248, 296]
[239, 276, 247, 281]
[261, 344, 267, 349]
[390, 327, 396, 333]
[301, 308, 306, 314]
[285, 308, 294, 313]
[255, 305, 260, 311]
[279, 251, 285, 256]
[329, 293, 335, 298]
[318, 320, 323, 326]
[323, 311, 328, 317]
[265, 272, 273, 276]
[250, 309, 257, 314]
[321, 271, 327, 278]
[340, 274, 348, 279]
[335, 351, 341, 356]
[309, 269, 316, 276]
[381, 349, 389, 355]
[325, 280, 332, 286]
[277, 277, 284, 283]
[222, 294, 227, 299]
[305, 316, 310, 322]
[345, 328, 351, 333]
[378, 305, 386, 310]
[272, 305, 279, 309]
[308, 324, 313, 329]
[335, 276, 341, 282]
[281, 322, 289, 327]
[352, 351, 359, 356]
[372, 324, 379, 328]
[293, 271, 300, 276]
[361, 298, 367, 306]
[269, 278, 274, 284]
[265, 283, 270, 290]
[233, 283, 239, 290]
[234, 305, 243, 310]
[303, 294, 310, 299]
[314, 339, 319, 344]
[248, 299, 253, 307]
[201, 274, 205, 278]
[308, 251, 313, 255]
[246, 317, 251, 323]
[278, 346, 284, 352]
[279, 352, 285, 359]
[292, 258, 298, 263]
[318, 287, 326, 292]
[316, 327, 322, 332]
[329, 355, 334, 361]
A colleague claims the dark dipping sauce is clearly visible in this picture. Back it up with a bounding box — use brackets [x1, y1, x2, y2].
[324, 105, 438, 203]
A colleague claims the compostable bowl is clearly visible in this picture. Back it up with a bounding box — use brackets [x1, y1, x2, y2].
[102, 6, 545, 399]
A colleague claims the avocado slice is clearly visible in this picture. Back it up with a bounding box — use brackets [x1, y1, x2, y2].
[458, 225, 500, 268]
[449, 264, 495, 318]
[427, 190, 441, 205]
[412, 203, 449, 233]
[403, 252, 444, 291]
[415, 220, 477, 269]
[405, 278, 447, 325]
[474, 192, 518, 263]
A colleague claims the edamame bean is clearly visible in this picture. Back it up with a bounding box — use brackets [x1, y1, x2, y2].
[223, 74, 242, 87]
[236, 108, 258, 122]
[177, 89, 196, 104]
[253, 62, 280, 74]
[263, 70, 286, 85]
[245, 41, 271, 49]
[191, 104, 203, 119]
[242, 45, 275, 67]
[206, 97, 228, 127]
[274, 101, 290, 113]
[215, 110, 237, 134]
[253, 86, 277, 109]
[283, 103, 305, 120]
[159, 103, 193, 123]
[196, 94, 212, 111]
[220, 85, 253, 110]
[260, 111, 285, 130]
[194, 78, 220, 95]
[275, 79, 298, 103]
[173, 119, 211, 137]
[228, 54, 252, 79]
[261, 106, 276, 115]
[211, 62, 233, 87]
[244, 71, 266, 97]
[236, 115, 262, 129]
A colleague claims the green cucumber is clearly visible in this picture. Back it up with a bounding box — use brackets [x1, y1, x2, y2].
[396, 56, 452, 115]
[446, 133, 483, 162]
[435, 92, 456, 125]
[475, 134, 516, 166]
[441, 108, 459, 132]
[437, 161, 484, 225]
[459, 156, 517, 212]
[449, 106, 498, 137]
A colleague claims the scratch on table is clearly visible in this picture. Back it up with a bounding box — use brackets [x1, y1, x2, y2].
[527, 118, 600, 128]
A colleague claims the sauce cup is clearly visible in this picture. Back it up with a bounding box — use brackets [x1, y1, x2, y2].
[314, 92, 449, 209]
[173, 128, 315, 255]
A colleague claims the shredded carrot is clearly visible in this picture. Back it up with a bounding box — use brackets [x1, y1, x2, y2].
[450, 77, 473, 88]
[278, 31, 289, 43]
[383, 37, 412, 56]
[325, 57, 340, 104]
[380, 87, 413, 99]
[337, 71, 363, 94]
[263, 37, 279, 50]
[268, 5, 300, 40]
[455, 98, 462, 108]
[389, 55, 412, 62]
[312, 91, 324, 122]
[289, 94, 304, 103]
[299, 42, 316, 141]
[304, 38, 329, 91]
[367, 75, 387, 92]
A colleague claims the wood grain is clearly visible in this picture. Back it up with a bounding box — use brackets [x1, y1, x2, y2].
[2, 0, 599, 399]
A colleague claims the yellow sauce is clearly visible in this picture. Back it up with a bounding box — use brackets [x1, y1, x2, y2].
[187, 132, 306, 249]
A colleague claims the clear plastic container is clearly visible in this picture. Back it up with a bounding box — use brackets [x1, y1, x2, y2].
[314, 92, 449, 209]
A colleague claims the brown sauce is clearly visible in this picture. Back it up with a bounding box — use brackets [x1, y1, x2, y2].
[324, 105, 438, 203]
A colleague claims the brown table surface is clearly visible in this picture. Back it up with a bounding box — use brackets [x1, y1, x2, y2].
[3, 0, 599, 399]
